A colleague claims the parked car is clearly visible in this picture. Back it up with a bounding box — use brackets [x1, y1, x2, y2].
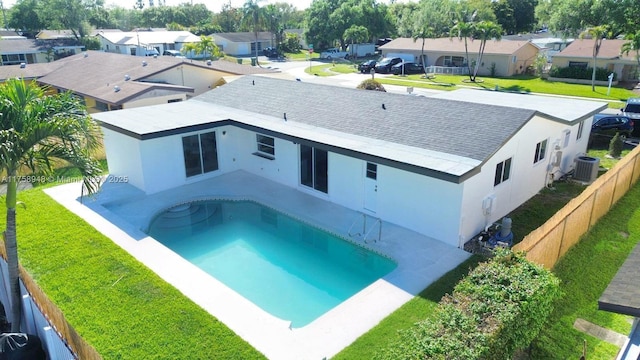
[391, 62, 424, 75]
[262, 47, 279, 58]
[621, 97, 640, 137]
[358, 60, 377, 73]
[374, 57, 402, 73]
[163, 50, 184, 58]
[590, 113, 634, 143]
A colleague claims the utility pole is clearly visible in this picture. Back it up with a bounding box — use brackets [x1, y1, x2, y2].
[0, 0, 7, 31]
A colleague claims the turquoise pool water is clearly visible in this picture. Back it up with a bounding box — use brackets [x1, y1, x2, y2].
[147, 200, 396, 328]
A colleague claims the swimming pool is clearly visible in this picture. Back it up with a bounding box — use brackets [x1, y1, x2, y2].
[147, 199, 397, 328]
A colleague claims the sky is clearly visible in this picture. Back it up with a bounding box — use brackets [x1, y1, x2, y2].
[0, 0, 313, 12]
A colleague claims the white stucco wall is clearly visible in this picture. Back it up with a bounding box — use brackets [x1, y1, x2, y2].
[457, 115, 591, 245]
[102, 128, 144, 190]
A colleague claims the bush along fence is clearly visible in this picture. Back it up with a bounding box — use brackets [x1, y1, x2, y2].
[513, 144, 640, 268]
[374, 249, 561, 360]
[0, 244, 101, 359]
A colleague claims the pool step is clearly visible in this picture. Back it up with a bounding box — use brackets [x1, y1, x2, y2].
[153, 203, 219, 229]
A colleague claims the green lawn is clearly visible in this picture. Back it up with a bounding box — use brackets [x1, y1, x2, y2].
[1, 190, 265, 359]
[300, 63, 637, 104]
[335, 149, 638, 359]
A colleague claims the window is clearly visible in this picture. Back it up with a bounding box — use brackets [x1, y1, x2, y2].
[494, 158, 512, 186]
[512, 55, 517, 63]
[1, 54, 26, 65]
[443, 56, 465, 67]
[577, 121, 584, 140]
[563, 130, 571, 148]
[568, 61, 588, 68]
[366, 163, 377, 180]
[300, 145, 328, 193]
[533, 139, 547, 164]
[182, 131, 219, 177]
[255, 134, 275, 159]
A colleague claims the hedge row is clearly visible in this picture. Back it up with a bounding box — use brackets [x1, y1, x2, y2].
[376, 249, 561, 360]
[549, 66, 616, 81]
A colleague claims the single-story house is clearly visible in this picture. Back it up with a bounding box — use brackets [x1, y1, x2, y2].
[379, 37, 539, 76]
[503, 33, 574, 62]
[599, 243, 640, 359]
[0, 37, 85, 65]
[93, 75, 606, 248]
[211, 32, 273, 57]
[97, 30, 201, 57]
[0, 51, 276, 112]
[552, 39, 639, 81]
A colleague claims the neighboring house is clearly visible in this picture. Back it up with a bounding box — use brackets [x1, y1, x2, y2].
[0, 37, 84, 65]
[211, 32, 273, 56]
[599, 243, 640, 359]
[0, 51, 276, 112]
[379, 37, 539, 76]
[503, 33, 574, 62]
[93, 76, 606, 249]
[552, 39, 638, 81]
[97, 30, 201, 57]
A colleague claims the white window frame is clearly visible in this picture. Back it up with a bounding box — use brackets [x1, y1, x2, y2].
[494, 157, 512, 186]
[577, 121, 585, 140]
[254, 134, 275, 159]
[534, 139, 548, 164]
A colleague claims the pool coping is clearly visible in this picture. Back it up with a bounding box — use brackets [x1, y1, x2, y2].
[46, 170, 470, 360]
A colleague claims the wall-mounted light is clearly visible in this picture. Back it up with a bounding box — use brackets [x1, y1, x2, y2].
[222, 131, 226, 135]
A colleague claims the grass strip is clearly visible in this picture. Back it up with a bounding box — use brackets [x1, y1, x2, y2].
[530, 180, 640, 359]
[1, 189, 265, 359]
[333, 256, 482, 359]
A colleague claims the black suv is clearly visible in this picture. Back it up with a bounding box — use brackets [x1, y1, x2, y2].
[262, 47, 279, 58]
[358, 60, 377, 73]
[374, 57, 402, 73]
[590, 113, 634, 144]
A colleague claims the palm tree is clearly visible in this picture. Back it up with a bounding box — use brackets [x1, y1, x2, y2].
[183, 35, 221, 60]
[580, 25, 610, 91]
[472, 21, 503, 82]
[450, 20, 475, 81]
[621, 30, 640, 81]
[242, 0, 266, 62]
[0, 78, 101, 331]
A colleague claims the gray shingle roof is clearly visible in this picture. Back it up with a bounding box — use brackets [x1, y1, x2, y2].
[94, 76, 607, 180]
[194, 76, 535, 162]
[3, 51, 276, 105]
[599, 243, 640, 317]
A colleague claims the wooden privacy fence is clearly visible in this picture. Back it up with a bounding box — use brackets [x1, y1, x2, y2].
[513, 144, 640, 269]
[0, 244, 102, 359]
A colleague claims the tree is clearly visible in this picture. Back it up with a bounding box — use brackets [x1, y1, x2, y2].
[242, 0, 266, 60]
[182, 35, 221, 60]
[508, 0, 537, 33]
[580, 25, 609, 91]
[492, 0, 516, 35]
[450, 20, 475, 81]
[621, 30, 640, 81]
[0, 78, 101, 332]
[472, 21, 503, 81]
[8, 0, 45, 35]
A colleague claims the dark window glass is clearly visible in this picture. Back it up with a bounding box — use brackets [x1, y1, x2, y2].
[299, 145, 328, 193]
[257, 134, 275, 156]
[200, 132, 219, 173]
[494, 161, 503, 186]
[183, 135, 202, 177]
[503, 158, 511, 182]
[300, 145, 313, 187]
[366, 163, 377, 180]
[314, 149, 328, 193]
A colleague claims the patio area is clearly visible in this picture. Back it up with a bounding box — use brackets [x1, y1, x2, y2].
[46, 170, 470, 360]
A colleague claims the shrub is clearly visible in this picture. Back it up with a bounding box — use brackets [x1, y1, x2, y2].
[376, 249, 561, 360]
[549, 66, 616, 81]
[609, 132, 623, 158]
[357, 79, 386, 92]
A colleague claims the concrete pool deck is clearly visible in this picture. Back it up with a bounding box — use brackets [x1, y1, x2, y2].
[46, 170, 470, 360]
